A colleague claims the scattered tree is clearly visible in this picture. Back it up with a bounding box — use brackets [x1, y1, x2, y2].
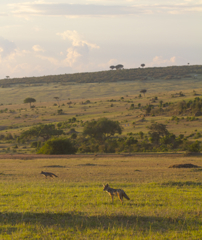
[57, 109, 63, 115]
[54, 97, 60, 107]
[20, 124, 64, 141]
[115, 64, 124, 70]
[110, 65, 115, 70]
[141, 64, 145, 68]
[83, 118, 122, 140]
[23, 97, 36, 108]
[148, 122, 169, 144]
[159, 100, 163, 107]
[140, 89, 147, 97]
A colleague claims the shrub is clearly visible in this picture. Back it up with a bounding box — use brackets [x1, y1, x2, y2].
[71, 133, 77, 139]
[187, 141, 201, 153]
[130, 103, 134, 109]
[31, 141, 38, 148]
[57, 109, 63, 115]
[37, 138, 77, 154]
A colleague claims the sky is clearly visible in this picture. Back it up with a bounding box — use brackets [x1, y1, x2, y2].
[0, 0, 202, 79]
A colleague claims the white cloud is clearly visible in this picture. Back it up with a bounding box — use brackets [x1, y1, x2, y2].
[57, 30, 100, 49]
[150, 56, 176, 66]
[0, 33, 100, 78]
[32, 45, 45, 52]
[57, 30, 100, 68]
[63, 48, 81, 67]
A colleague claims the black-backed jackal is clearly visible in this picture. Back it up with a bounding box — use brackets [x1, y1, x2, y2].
[41, 171, 58, 178]
[103, 184, 130, 204]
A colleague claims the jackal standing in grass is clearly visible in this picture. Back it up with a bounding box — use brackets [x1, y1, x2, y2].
[41, 171, 58, 178]
[103, 184, 130, 204]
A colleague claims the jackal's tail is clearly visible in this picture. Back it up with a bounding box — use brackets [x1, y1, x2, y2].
[123, 192, 130, 200]
[52, 173, 58, 177]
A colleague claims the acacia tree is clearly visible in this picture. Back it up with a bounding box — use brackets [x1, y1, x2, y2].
[20, 124, 64, 141]
[115, 64, 124, 70]
[140, 89, 147, 97]
[109, 65, 115, 70]
[148, 122, 169, 144]
[83, 118, 122, 141]
[24, 97, 36, 108]
[54, 97, 60, 107]
[141, 64, 145, 68]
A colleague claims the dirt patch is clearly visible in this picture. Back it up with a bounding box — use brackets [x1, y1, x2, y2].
[169, 163, 200, 168]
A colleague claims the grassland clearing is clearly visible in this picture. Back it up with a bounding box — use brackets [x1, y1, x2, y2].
[0, 80, 202, 154]
[1, 155, 202, 239]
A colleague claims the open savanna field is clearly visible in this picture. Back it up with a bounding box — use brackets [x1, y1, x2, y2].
[0, 76, 202, 154]
[0, 67, 202, 239]
[1, 155, 202, 239]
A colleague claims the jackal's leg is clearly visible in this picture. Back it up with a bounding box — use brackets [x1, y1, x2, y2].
[110, 194, 113, 203]
[118, 194, 123, 204]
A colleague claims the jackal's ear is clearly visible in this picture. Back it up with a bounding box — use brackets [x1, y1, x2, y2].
[103, 184, 105, 187]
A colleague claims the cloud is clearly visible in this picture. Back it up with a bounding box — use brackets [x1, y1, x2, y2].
[57, 30, 100, 67]
[0, 37, 17, 58]
[0, 32, 100, 78]
[63, 48, 81, 67]
[32, 45, 45, 52]
[9, 2, 202, 17]
[57, 30, 99, 49]
[150, 56, 176, 66]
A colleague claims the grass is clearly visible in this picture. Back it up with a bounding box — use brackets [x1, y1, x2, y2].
[0, 70, 202, 238]
[1, 156, 202, 239]
[0, 79, 202, 155]
[0, 77, 201, 105]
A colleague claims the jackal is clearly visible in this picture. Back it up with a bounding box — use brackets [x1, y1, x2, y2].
[103, 184, 130, 204]
[41, 171, 58, 178]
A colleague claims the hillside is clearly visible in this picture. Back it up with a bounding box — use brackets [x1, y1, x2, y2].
[1, 65, 202, 87]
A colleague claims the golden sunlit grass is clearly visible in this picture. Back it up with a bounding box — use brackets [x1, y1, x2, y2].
[1, 155, 202, 239]
[0, 81, 202, 146]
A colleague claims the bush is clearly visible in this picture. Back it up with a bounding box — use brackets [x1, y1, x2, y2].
[187, 141, 201, 153]
[57, 109, 63, 115]
[31, 141, 38, 148]
[71, 133, 77, 139]
[37, 138, 77, 154]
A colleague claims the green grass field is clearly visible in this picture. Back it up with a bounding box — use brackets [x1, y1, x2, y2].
[0, 70, 202, 238]
[1, 155, 202, 239]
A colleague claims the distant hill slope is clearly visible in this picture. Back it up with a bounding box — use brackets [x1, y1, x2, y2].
[0, 65, 202, 87]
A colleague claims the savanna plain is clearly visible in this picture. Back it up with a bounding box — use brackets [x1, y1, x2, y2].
[1, 67, 202, 239]
[1, 155, 202, 239]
